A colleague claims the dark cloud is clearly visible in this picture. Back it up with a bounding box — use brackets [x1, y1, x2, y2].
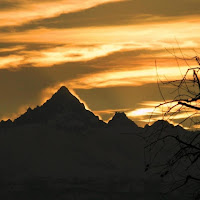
[0, 42, 60, 50]
[86, 48, 163, 68]
[0, 0, 64, 10]
[0, 42, 22, 49]
[2, 0, 200, 32]
[0, 42, 65, 57]
[0, 0, 21, 10]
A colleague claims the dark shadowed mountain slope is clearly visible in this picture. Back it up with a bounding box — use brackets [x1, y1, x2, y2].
[0, 86, 189, 135]
[0, 88, 189, 199]
[13, 86, 105, 130]
[144, 120, 187, 135]
[108, 112, 140, 133]
[0, 87, 145, 196]
[0, 119, 12, 128]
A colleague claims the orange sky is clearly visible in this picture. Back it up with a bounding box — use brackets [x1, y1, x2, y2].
[1, 0, 200, 128]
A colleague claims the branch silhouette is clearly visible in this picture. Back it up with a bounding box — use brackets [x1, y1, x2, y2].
[146, 52, 200, 199]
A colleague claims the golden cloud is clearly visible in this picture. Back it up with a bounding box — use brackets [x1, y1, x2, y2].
[0, 55, 24, 69]
[25, 44, 132, 67]
[0, 17, 199, 70]
[67, 66, 193, 89]
[0, 0, 124, 27]
[0, 15, 199, 70]
[0, 45, 25, 53]
[126, 100, 200, 129]
[1, 18, 200, 44]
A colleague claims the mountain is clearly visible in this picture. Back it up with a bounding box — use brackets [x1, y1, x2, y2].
[0, 119, 12, 128]
[0, 86, 189, 135]
[0, 88, 144, 196]
[144, 120, 186, 134]
[13, 86, 105, 130]
[0, 87, 189, 199]
[108, 112, 140, 133]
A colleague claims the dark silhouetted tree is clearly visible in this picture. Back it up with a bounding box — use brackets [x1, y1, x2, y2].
[145, 54, 200, 199]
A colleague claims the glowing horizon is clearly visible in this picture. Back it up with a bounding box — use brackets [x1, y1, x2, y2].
[1, 0, 200, 129]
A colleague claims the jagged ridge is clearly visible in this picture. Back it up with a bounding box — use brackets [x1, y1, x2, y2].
[13, 86, 105, 129]
[108, 112, 139, 132]
[0, 86, 188, 133]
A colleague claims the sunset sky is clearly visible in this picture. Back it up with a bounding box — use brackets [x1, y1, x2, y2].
[1, 0, 200, 128]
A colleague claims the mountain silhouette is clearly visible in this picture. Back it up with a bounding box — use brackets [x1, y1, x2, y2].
[108, 112, 140, 133]
[13, 86, 105, 130]
[0, 86, 190, 199]
[144, 119, 185, 134]
[0, 119, 12, 128]
[0, 86, 188, 134]
[0, 88, 144, 197]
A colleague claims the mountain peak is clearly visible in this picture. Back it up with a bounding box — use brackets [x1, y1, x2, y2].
[145, 120, 186, 133]
[108, 112, 138, 130]
[56, 86, 70, 94]
[13, 86, 105, 129]
[46, 86, 83, 109]
[151, 120, 173, 128]
[51, 86, 74, 99]
[112, 112, 127, 119]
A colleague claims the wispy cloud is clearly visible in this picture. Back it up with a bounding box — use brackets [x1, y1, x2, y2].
[67, 66, 194, 89]
[0, 20, 199, 69]
[1, 19, 200, 44]
[0, 0, 124, 27]
[0, 45, 25, 53]
[0, 18, 199, 69]
[25, 44, 133, 67]
[0, 55, 24, 69]
[126, 100, 200, 129]
[2, 0, 200, 31]
[1, 0, 200, 129]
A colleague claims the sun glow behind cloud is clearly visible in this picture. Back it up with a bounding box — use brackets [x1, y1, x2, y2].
[40, 83, 92, 112]
[0, 18, 200, 70]
[0, 55, 24, 69]
[126, 100, 200, 129]
[1, 0, 200, 129]
[1, 19, 200, 44]
[0, 45, 25, 53]
[67, 65, 194, 89]
[25, 44, 132, 67]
